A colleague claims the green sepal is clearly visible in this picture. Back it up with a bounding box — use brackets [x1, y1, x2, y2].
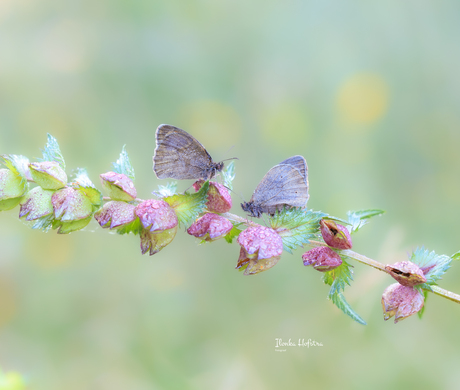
[269, 208, 326, 253]
[347, 209, 385, 233]
[38, 134, 66, 170]
[163, 181, 209, 228]
[409, 247, 451, 285]
[116, 218, 142, 235]
[417, 290, 428, 319]
[0, 197, 24, 211]
[71, 168, 102, 208]
[52, 215, 92, 234]
[329, 292, 367, 325]
[112, 145, 135, 181]
[451, 250, 460, 261]
[222, 160, 235, 191]
[224, 223, 242, 244]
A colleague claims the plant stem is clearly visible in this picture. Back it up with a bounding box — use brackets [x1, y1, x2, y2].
[306, 239, 460, 304]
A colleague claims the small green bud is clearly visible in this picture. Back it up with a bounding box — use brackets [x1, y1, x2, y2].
[0, 169, 28, 211]
[51, 187, 93, 233]
[100, 171, 137, 202]
[19, 186, 54, 221]
[29, 161, 67, 190]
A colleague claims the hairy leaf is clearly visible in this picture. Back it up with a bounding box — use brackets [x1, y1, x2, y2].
[112, 145, 135, 181]
[347, 209, 385, 233]
[269, 208, 326, 253]
[163, 181, 209, 228]
[417, 290, 428, 319]
[322, 258, 354, 295]
[222, 160, 235, 191]
[329, 292, 367, 325]
[410, 247, 451, 284]
[153, 181, 178, 198]
[39, 134, 66, 170]
[31, 214, 55, 232]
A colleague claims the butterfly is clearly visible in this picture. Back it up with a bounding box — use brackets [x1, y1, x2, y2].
[153, 124, 224, 180]
[241, 155, 309, 218]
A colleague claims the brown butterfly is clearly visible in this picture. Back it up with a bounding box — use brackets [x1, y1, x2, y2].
[241, 155, 309, 218]
[153, 124, 224, 180]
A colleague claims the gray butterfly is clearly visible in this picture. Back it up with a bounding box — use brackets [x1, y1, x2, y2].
[153, 124, 224, 180]
[241, 155, 309, 218]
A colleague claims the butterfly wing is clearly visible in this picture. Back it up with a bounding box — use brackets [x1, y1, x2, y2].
[250, 161, 309, 215]
[153, 124, 214, 180]
[279, 155, 308, 185]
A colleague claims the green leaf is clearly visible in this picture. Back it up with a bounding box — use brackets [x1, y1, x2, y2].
[39, 134, 66, 170]
[322, 258, 354, 295]
[417, 290, 428, 319]
[163, 181, 209, 228]
[112, 145, 135, 181]
[451, 250, 460, 261]
[347, 209, 385, 233]
[31, 214, 54, 232]
[116, 217, 142, 235]
[153, 181, 178, 198]
[329, 292, 367, 325]
[222, 160, 235, 191]
[410, 247, 451, 284]
[71, 168, 102, 208]
[224, 224, 242, 244]
[269, 208, 327, 253]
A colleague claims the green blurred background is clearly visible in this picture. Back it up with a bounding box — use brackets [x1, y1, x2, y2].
[1, 1, 460, 389]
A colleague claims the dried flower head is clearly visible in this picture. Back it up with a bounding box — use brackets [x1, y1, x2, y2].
[320, 219, 352, 250]
[187, 212, 233, 241]
[381, 283, 424, 323]
[302, 246, 342, 272]
[236, 225, 283, 275]
[193, 180, 232, 213]
[385, 261, 427, 287]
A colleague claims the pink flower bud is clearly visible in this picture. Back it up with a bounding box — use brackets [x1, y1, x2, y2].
[193, 180, 232, 213]
[94, 201, 137, 229]
[135, 199, 178, 255]
[320, 220, 352, 249]
[236, 226, 283, 275]
[187, 212, 233, 241]
[385, 261, 427, 287]
[382, 283, 424, 323]
[29, 161, 67, 190]
[135, 199, 177, 231]
[302, 246, 342, 272]
[100, 171, 137, 202]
